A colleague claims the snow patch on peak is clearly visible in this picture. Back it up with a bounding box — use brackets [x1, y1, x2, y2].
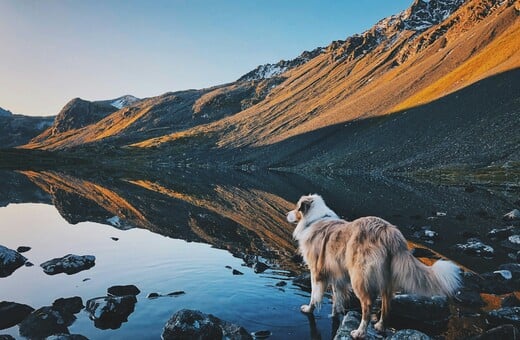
[110, 95, 140, 109]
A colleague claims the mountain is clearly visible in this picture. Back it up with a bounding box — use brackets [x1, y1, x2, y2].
[21, 0, 520, 175]
[0, 107, 13, 117]
[0, 106, 55, 148]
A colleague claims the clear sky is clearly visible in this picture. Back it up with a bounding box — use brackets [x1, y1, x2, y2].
[0, 1, 412, 116]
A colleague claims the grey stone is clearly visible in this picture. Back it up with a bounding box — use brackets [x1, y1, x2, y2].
[40, 254, 95, 275]
[388, 329, 431, 339]
[162, 309, 252, 340]
[0, 245, 27, 277]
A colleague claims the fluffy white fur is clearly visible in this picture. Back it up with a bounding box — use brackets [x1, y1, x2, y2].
[287, 194, 461, 339]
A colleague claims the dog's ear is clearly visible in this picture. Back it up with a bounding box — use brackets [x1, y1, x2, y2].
[298, 198, 312, 215]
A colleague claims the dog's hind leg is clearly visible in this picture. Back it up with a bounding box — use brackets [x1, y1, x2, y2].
[301, 275, 326, 314]
[350, 275, 371, 339]
[374, 287, 392, 333]
[331, 281, 350, 316]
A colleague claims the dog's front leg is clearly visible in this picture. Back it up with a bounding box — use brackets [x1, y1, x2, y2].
[301, 275, 325, 314]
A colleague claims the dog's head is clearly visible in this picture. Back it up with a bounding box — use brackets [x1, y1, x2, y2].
[286, 194, 326, 224]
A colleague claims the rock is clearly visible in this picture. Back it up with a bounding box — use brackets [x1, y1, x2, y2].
[411, 247, 439, 259]
[0, 301, 34, 329]
[388, 329, 431, 339]
[86, 295, 137, 330]
[18, 306, 75, 339]
[251, 330, 271, 338]
[508, 235, 520, 245]
[46, 334, 89, 340]
[107, 284, 140, 297]
[167, 291, 185, 296]
[275, 281, 287, 287]
[0, 245, 27, 277]
[40, 254, 95, 275]
[486, 306, 520, 327]
[253, 261, 269, 274]
[25, 261, 34, 267]
[225, 265, 232, 269]
[162, 309, 252, 340]
[52, 297, 84, 315]
[502, 294, 520, 307]
[413, 229, 438, 242]
[494, 270, 512, 280]
[487, 226, 516, 239]
[389, 294, 449, 331]
[473, 324, 519, 340]
[232, 269, 244, 275]
[454, 238, 494, 257]
[454, 289, 484, 307]
[333, 311, 379, 340]
[16, 246, 31, 253]
[0, 335, 15, 340]
[147, 292, 160, 299]
[110, 237, 119, 241]
[479, 271, 518, 294]
[498, 263, 520, 274]
[503, 209, 520, 221]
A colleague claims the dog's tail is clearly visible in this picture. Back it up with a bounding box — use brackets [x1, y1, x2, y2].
[391, 250, 461, 296]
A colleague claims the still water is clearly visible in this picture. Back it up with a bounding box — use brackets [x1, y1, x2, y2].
[0, 169, 517, 339]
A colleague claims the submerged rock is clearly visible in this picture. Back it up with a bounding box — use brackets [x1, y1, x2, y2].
[40, 254, 95, 275]
[0, 245, 27, 277]
[454, 238, 494, 257]
[86, 295, 137, 330]
[18, 306, 75, 339]
[0, 301, 34, 330]
[107, 285, 140, 297]
[486, 306, 520, 327]
[232, 269, 244, 275]
[162, 309, 252, 340]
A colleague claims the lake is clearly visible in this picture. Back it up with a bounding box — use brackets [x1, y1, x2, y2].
[0, 168, 518, 339]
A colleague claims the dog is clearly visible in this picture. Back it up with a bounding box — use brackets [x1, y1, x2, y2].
[287, 194, 461, 339]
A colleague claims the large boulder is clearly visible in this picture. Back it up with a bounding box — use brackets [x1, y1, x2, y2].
[162, 309, 252, 340]
[40, 254, 95, 275]
[0, 301, 34, 329]
[389, 294, 449, 333]
[0, 245, 27, 277]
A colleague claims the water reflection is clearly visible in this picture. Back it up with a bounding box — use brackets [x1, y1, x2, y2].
[2, 168, 517, 273]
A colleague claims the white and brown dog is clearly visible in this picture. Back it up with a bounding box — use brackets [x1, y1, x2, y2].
[287, 194, 461, 339]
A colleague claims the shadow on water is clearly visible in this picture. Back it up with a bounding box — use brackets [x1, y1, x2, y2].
[1, 167, 518, 338]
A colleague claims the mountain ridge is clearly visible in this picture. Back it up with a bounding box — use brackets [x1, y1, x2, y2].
[19, 0, 520, 175]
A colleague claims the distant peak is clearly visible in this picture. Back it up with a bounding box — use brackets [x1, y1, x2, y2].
[110, 95, 140, 109]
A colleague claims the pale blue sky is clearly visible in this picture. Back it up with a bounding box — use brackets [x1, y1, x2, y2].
[0, 1, 411, 116]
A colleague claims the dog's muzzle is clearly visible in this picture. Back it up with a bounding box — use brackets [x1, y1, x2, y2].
[287, 211, 298, 223]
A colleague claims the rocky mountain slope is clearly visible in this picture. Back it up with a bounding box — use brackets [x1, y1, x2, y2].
[0, 107, 54, 148]
[22, 0, 520, 174]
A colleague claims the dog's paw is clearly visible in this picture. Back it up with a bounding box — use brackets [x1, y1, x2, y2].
[300, 304, 313, 314]
[350, 329, 366, 339]
[374, 320, 385, 333]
